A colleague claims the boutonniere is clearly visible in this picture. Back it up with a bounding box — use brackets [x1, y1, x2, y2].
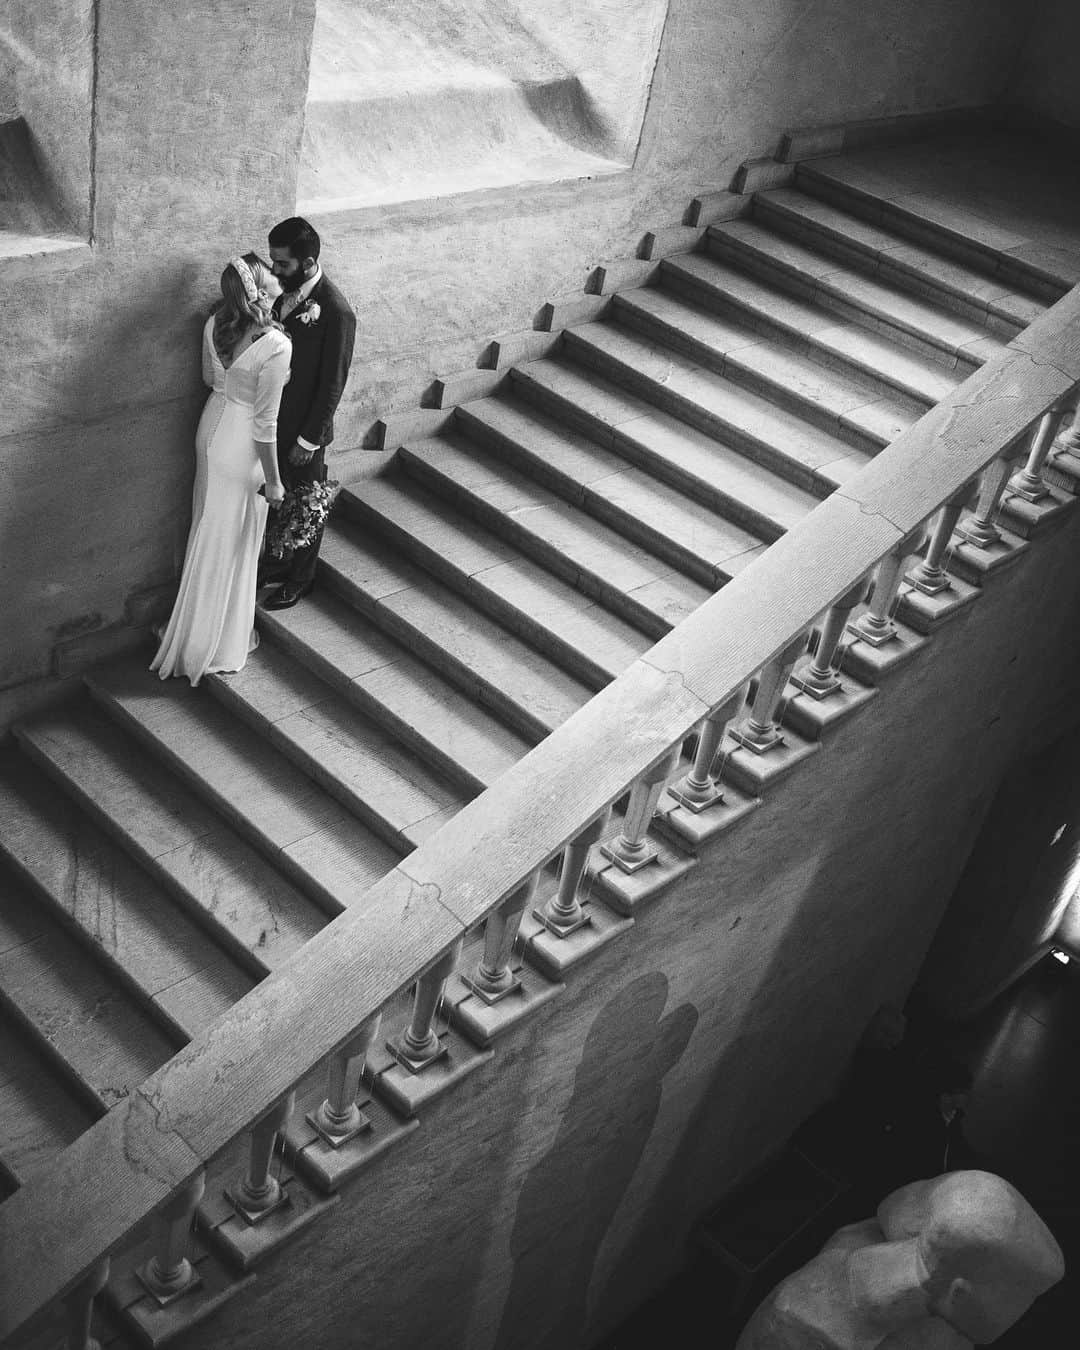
[297, 301, 321, 325]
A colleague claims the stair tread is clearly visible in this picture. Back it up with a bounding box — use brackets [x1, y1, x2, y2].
[614, 288, 922, 445]
[0, 751, 252, 1036]
[400, 433, 716, 630]
[0, 864, 177, 1109]
[0, 1008, 96, 1185]
[756, 187, 1047, 325]
[321, 518, 595, 737]
[508, 358, 821, 531]
[663, 252, 959, 404]
[89, 661, 400, 915]
[260, 589, 531, 792]
[342, 473, 650, 684]
[209, 642, 464, 850]
[710, 219, 1009, 358]
[561, 326, 873, 489]
[458, 394, 773, 577]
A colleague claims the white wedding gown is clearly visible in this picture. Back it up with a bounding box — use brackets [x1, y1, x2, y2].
[151, 316, 291, 686]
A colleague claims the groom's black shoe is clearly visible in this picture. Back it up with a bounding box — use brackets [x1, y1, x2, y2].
[262, 581, 313, 611]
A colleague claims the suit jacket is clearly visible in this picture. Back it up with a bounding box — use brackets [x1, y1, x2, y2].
[274, 272, 356, 455]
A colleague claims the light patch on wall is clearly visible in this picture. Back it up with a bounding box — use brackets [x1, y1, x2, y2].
[298, 0, 669, 213]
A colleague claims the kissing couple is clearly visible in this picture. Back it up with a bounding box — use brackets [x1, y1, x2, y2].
[152, 216, 357, 687]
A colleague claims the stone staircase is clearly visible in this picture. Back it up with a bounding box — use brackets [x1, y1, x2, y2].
[0, 150, 1069, 1311]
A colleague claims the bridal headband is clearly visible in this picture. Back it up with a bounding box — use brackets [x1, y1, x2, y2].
[229, 256, 258, 302]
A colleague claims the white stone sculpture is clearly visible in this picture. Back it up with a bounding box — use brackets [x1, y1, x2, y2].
[735, 1171, 1064, 1348]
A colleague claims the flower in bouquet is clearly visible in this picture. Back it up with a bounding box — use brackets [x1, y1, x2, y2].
[264, 478, 341, 559]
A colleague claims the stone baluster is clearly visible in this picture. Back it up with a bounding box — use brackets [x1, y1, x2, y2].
[730, 635, 807, 754]
[668, 688, 748, 812]
[601, 747, 680, 873]
[905, 488, 971, 596]
[791, 580, 869, 699]
[308, 1014, 382, 1147]
[137, 1171, 205, 1305]
[464, 879, 536, 1004]
[848, 536, 919, 647]
[535, 811, 611, 937]
[1009, 405, 1068, 503]
[387, 937, 464, 1071]
[63, 1257, 109, 1350]
[955, 446, 1024, 548]
[226, 1092, 295, 1222]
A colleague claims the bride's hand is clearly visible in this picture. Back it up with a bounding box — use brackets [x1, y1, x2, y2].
[263, 482, 286, 506]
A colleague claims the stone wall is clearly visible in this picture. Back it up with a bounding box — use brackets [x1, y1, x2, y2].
[0, 0, 1030, 694]
[1009, 0, 1080, 128]
[150, 487, 1080, 1350]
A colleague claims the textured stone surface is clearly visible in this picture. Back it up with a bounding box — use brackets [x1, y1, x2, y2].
[0, 0, 1047, 695]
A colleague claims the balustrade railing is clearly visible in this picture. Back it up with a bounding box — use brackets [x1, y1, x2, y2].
[2, 285, 1079, 1349]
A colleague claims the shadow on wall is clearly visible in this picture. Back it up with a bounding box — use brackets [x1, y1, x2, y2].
[493, 972, 698, 1350]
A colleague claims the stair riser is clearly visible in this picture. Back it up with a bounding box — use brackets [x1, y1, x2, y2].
[202, 674, 417, 858]
[453, 409, 728, 591]
[505, 368, 791, 542]
[318, 564, 556, 745]
[795, 164, 1065, 304]
[0, 828, 194, 1048]
[14, 721, 278, 987]
[706, 233, 979, 376]
[752, 196, 1026, 340]
[257, 621, 489, 798]
[335, 492, 615, 690]
[556, 339, 836, 499]
[659, 264, 941, 408]
[610, 301, 891, 457]
[396, 451, 673, 641]
[83, 683, 346, 927]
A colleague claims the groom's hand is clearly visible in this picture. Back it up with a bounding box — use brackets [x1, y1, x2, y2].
[287, 441, 315, 466]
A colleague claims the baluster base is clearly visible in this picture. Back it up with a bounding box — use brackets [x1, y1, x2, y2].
[224, 1179, 291, 1227]
[897, 575, 979, 635]
[789, 665, 842, 701]
[367, 1024, 493, 1118]
[385, 1030, 449, 1075]
[953, 515, 1001, 550]
[845, 615, 897, 649]
[134, 1261, 203, 1309]
[306, 1102, 372, 1150]
[668, 775, 725, 813]
[532, 904, 592, 939]
[905, 566, 953, 597]
[111, 1234, 253, 1348]
[287, 1085, 418, 1194]
[461, 969, 523, 1006]
[599, 836, 660, 874]
[729, 723, 784, 755]
[447, 964, 563, 1047]
[517, 899, 633, 980]
[1001, 485, 1075, 539]
[1007, 473, 1050, 504]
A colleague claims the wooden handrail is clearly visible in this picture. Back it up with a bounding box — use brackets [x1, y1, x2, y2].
[2, 287, 1079, 1344]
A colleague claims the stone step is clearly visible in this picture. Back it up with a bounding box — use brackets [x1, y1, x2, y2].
[612, 287, 922, 449]
[87, 661, 400, 924]
[205, 643, 464, 854]
[0, 749, 254, 1039]
[0, 857, 179, 1115]
[257, 588, 531, 796]
[397, 433, 715, 636]
[0, 1005, 97, 1187]
[17, 697, 333, 984]
[795, 159, 1069, 303]
[753, 188, 1047, 336]
[559, 325, 874, 497]
[505, 358, 818, 539]
[338, 474, 649, 689]
[660, 252, 959, 407]
[707, 219, 1007, 373]
[316, 517, 595, 743]
[456, 394, 772, 586]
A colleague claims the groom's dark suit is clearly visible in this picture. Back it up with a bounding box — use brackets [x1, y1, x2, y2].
[271, 271, 356, 593]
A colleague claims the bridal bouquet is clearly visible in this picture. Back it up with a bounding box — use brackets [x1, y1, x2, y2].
[264, 478, 341, 559]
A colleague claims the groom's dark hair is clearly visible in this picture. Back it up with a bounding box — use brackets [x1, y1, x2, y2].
[269, 216, 321, 263]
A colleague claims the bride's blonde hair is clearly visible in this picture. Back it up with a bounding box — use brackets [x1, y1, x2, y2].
[212, 252, 282, 362]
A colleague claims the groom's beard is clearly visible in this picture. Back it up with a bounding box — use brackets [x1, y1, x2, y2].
[279, 270, 306, 292]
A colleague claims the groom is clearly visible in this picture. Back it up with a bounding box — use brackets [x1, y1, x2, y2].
[262, 216, 357, 610]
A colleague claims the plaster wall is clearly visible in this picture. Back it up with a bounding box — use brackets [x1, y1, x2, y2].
[149, 485, 1080, 1350]
[1009, 0, 1080, 129]
[0, 0, 1028, 691]
[2, 0, 94, 231]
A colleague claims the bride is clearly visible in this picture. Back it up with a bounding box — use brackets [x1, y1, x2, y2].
[152, 253, 290, 685]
